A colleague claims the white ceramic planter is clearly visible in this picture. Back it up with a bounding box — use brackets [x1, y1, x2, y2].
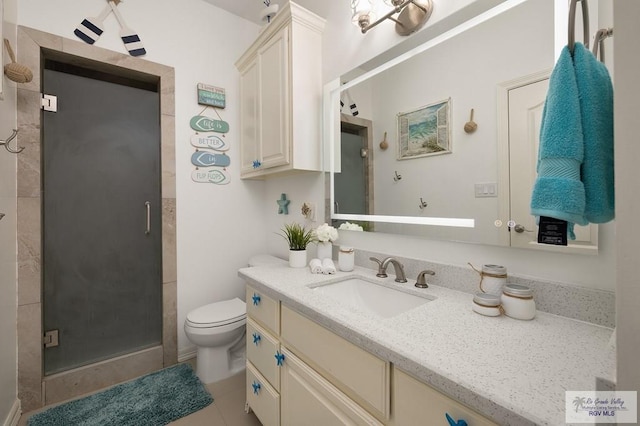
[289, 249, 307, 268]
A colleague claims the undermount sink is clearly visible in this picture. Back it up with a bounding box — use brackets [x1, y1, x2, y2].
[309, 277, 434, 319]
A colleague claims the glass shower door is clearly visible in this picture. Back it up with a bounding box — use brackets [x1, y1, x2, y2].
[42, 63, 163, 375]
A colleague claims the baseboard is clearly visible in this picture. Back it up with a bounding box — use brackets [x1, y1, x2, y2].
[178, 346, 197, 363]
[3, 399, 21, 426]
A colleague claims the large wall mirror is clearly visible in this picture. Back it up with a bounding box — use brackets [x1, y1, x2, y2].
[327, 0, 605, 253]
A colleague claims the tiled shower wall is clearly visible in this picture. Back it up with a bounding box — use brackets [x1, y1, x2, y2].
[16, 27, 177, 411]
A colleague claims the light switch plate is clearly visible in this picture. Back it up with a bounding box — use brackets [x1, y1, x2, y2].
[474, 183, 497, 198]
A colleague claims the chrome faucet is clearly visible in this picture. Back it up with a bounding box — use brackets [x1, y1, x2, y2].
[369, 257, 408, 283]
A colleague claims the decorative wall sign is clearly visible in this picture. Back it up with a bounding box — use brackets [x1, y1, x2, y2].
[191, 169, 230, 185]
[190, 134, 229, 151]
[191, 151, 230, 168]
[197, 83, 226, 109]
[190, 115, 229, 133]
[397, 98, 451, 160]
[277, 193, 290, 215]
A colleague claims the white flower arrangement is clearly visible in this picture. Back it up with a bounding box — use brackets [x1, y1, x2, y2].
[338, 222, 364, 232]
[314, 223, 339, 243]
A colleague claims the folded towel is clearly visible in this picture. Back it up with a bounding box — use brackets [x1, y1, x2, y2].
[321, 258, 336, 275]
[309, 258, 323, 274]
[531, 45, 588, 238]
[573, 43, 615, 223]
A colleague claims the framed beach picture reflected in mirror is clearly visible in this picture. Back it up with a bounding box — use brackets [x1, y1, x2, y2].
[397, 98, 451, 160]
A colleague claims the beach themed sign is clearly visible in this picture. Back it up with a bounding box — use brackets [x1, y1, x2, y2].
[191, 169, 230, 185]
[190, 115, 229, 133]
[191, 151, 230, 168]
[190, 134, 229, 151]
[197, 83, 226, 109]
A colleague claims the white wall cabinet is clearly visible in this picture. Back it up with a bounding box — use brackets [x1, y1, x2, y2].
[235, 2, 325, 179]
[244, 285, 497, 425]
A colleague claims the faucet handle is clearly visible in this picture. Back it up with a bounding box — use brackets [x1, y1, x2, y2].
[369, 257, 387, 278]
[415, 270, 435, 288]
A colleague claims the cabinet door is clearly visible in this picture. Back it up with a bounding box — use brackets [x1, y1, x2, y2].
[247, 362, 280, 426]
[391, 368, 497, 426]
[239, 59, 260, 174]
[247, 318, 281, 391]
[258, 26, 290, 169]
[281, 348, 383, 426]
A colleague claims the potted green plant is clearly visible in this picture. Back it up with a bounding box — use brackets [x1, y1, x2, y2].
[279, 222, 314, 268]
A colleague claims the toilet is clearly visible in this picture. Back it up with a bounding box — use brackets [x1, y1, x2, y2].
[184, 255, 287, 384]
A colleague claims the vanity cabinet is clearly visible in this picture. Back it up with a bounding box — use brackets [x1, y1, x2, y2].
[245, 285, 495, 425]
[390, 369, 497, 426]
[235, 2, 325, 179]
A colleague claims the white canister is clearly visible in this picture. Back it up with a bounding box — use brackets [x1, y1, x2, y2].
[338, 246, 355, 272]
[480, 264, 507, 296]
[500, 284, 536, 320]
[316, 241, 333, 260]
[472, 293, 502, 317]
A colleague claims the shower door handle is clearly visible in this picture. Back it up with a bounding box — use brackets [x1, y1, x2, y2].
[145, 201, 151, 235]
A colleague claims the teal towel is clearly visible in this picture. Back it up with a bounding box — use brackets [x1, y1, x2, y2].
[573, 43, 615, 223]
[531, 46, 588, 232]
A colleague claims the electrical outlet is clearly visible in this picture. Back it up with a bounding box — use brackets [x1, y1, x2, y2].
[301, 202, 316, 220]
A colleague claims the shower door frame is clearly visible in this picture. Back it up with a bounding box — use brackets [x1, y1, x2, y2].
[16, 26, 177, 411]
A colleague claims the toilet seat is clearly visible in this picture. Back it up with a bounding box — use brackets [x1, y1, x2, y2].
[186, 297, 246, 328]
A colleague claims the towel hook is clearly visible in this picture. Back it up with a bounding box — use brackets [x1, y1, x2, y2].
[592, 28, 613, 62]
[418, 198, 428, 210]
[393, 171, 402, 182]
[0, 129, 23, 154]
[568, 0, 589, 54]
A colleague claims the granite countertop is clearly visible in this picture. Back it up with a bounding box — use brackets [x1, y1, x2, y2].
[238, 265, 616, 426]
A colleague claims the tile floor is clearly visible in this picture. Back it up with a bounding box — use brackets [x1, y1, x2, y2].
[19, 362, 262, 426]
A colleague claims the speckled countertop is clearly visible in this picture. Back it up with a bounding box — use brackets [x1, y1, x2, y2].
[238, 265, 616, 426]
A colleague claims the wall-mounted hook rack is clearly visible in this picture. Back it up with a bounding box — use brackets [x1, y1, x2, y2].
[393, 171, 402, 182]
[419, 198, 428, 210]
[1, 129, 24, 154]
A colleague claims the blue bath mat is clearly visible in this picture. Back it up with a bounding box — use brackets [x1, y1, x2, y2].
[28, 363, 213, 426]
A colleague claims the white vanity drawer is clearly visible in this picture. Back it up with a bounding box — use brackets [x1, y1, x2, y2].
[246, 285, 280, 334]
[281, 347, 384, 426]
[247, 318, 281, 391]
[391, 368, 498, 426]
[281, 305, 390, 420]
[247, 361, 280, 426]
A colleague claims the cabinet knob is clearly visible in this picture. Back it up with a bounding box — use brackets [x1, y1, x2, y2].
[252, 381, 261, 395]
[252, 293, 261, 306]
[252, 332, 262, 345]
[275, 351, 285, 366]
[252, 160, 262, 169]
[445, 413, 468, 426]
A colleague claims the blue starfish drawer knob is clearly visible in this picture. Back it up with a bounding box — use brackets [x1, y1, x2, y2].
[252, 381, 261, 395]
[252, 160, 261, 169]
[275, 351, 285, 366]
[252, 293, 261, 306]
[445, 413, 468, 426]
[252, 332, 261, 345]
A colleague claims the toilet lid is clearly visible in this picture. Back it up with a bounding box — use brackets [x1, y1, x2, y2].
[187, 297, 246, 327]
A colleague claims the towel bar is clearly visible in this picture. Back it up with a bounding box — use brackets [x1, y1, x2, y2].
[568, 0, 589, 53]
[592, 28, 614, 62]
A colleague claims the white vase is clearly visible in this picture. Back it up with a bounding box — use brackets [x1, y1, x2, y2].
[289, 249, 307, 268]
[316, 241, 333, 260]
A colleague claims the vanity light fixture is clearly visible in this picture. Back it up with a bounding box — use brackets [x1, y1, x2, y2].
[351, 0, 434, 36]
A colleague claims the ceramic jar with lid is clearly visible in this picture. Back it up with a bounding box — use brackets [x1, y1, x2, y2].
[480, 264, 507, 296]
[501, 284, 536, 320]
[472, 293, 502, 317]
[338, 246, 354, 272]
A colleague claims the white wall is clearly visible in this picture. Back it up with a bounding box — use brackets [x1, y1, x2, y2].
[17, 0, 266, 356]
[0, 0, 18, 422]
[266, 0, 616, 291]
